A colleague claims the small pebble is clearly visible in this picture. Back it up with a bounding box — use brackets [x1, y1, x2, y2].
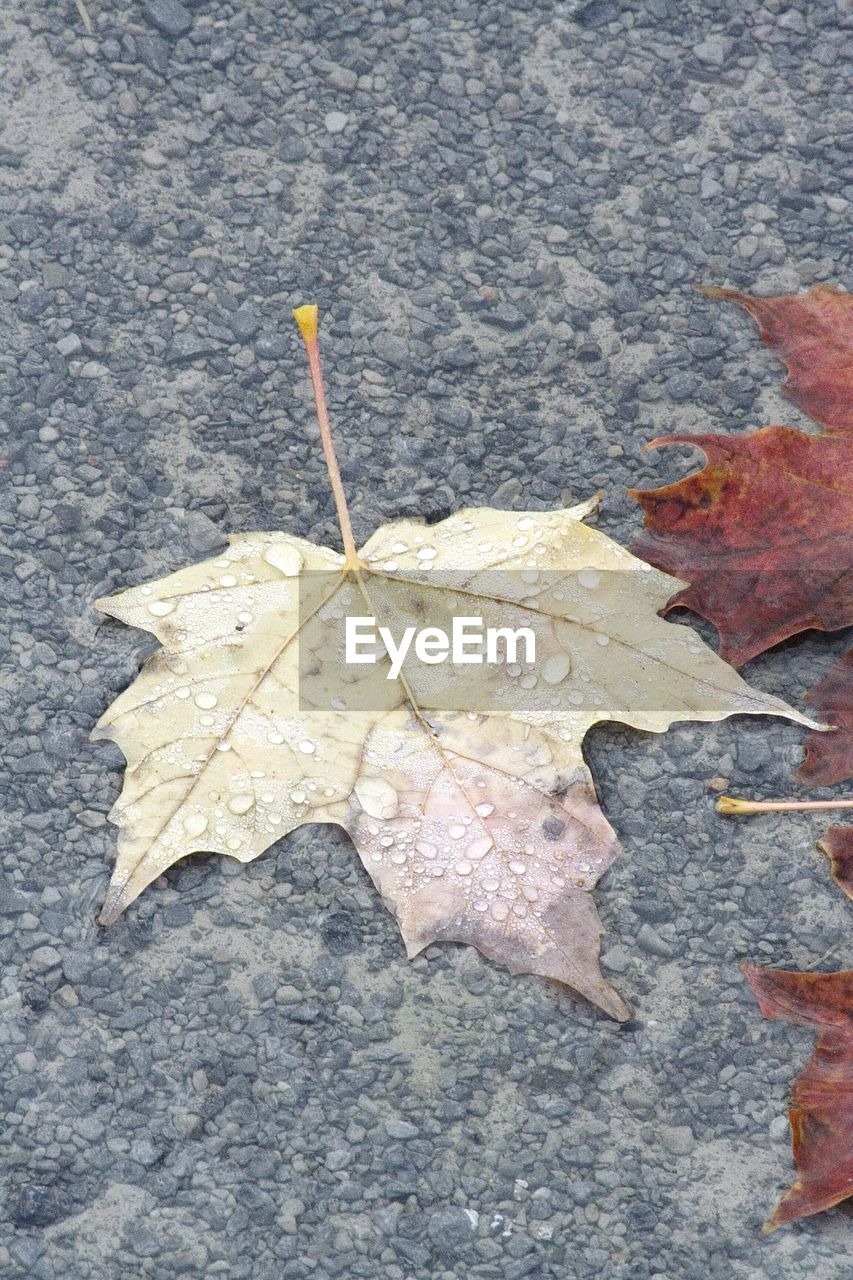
[143, 0, 192, 38]
[141, 148, 168, 170]
[56, 334, 82, 357]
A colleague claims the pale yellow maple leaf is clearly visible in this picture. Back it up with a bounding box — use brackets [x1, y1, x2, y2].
[92, 306, 821, 1020]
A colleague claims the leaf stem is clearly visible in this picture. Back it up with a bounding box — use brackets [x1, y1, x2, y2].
[293, 304, 360, 568]
[717, 795, 853, 815]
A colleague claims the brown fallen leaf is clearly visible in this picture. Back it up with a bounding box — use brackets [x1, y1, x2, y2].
[91, 306, 820, 1020]
[704, 284, 853, 432]
[629, 285, 853, 669]
[800, 650, 853, 788]
[818, 827, 853, 901]
[743, 962, 853, 1231]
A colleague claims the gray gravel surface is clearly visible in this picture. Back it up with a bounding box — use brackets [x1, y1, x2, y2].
[2, 1, 852, 1277]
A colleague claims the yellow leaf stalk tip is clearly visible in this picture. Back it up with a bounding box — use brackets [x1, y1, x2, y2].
[717, 795, 853, 816]
[293, 304, 319, 344]
[716, 796, 751, 814]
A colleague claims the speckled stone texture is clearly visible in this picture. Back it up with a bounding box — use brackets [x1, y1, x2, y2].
[1, 1, 852, 1277]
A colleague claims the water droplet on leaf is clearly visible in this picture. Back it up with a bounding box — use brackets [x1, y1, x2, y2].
[182, 812, 208, 837]
[354, 777, 399, 820]
[228, 794, 254, 815]
[263, 543, 303, 577]
[541, 654, 571, 684]
[467, 836, 493, 859]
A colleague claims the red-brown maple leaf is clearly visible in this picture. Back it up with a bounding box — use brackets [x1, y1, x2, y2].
[630, 286, 853, 668]
[800, 649, 853, 787]
[743, 961, 853, 1231]
[818, 826, 853, 901]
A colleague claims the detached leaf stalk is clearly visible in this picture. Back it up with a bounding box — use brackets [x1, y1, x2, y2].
[718, 795, 853, 815]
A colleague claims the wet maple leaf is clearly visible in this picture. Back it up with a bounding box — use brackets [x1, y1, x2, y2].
[743, 962, 853, 1231]
[91, 306, 819, 1021]
[800, 649, 853, 787]
[630, 285, 853, 668]
[818, 827, 853, 901]
[707, 285, 853, 432]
